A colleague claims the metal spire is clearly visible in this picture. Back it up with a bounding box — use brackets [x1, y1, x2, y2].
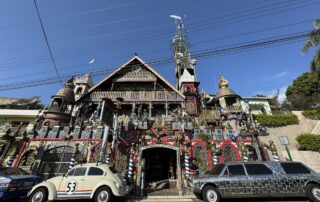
[171, 17, 197, 90]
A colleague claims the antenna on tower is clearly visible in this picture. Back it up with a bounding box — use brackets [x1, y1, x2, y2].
[169, 14, 182, 24]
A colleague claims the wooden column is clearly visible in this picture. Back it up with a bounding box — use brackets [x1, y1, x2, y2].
[148, 102, 153, 118]
[165, 102, 169, 117]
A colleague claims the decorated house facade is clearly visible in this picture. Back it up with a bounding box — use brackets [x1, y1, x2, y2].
[0, 22, 276, 196]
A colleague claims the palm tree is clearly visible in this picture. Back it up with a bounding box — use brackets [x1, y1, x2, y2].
[302, 19, 320, 72]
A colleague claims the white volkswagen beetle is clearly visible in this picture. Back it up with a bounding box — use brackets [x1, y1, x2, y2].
[28, 163, 128, 202]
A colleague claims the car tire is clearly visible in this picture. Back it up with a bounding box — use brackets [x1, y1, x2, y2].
[306, 183, 320, 202]
[95, 186, 112, 202]
[29, 187, 47, 202]
[202, 185, 221, 202]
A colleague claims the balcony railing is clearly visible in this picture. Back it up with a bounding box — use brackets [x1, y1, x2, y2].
[90, 90, 183, 101]
[116, 72, 156, 82]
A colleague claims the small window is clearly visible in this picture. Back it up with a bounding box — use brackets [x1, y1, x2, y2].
[67, 169, 75, 176]
[74, 167, 87, 176]
[228, 165, 246, 175]
[281, 163, 311, 174]
[245, 164, 273, 175]
[88, 167, 104, 176]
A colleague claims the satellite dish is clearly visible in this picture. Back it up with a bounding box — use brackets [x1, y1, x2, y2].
[89, 58, 95, 64]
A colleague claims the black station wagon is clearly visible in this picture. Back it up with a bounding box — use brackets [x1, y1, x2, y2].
[191, 161, 320, 202]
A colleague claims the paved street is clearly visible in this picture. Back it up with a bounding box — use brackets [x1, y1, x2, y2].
[12, 196, 310, 202]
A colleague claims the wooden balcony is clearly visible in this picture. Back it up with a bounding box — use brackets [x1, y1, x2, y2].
[90, 90, 183, 101]
[116, 72, 156, 82]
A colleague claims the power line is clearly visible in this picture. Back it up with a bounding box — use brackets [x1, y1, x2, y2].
[0, 0, 315, 68]
[33, 0, 62, 85]
[0, 30, 311, 91]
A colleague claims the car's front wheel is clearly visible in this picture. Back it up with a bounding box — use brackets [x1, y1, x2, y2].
[307, 183, 320, 202]
[202, 185, 221, 202]
[29, 187, 47, 202]
[95, 186, 112, 202]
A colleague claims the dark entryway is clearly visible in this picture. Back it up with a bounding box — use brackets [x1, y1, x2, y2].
[143, 147, 177, 183]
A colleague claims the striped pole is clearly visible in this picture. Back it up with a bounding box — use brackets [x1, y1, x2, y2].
[269, 140, 280, 161]
[128, 144, 135, 179]
[184, 146, 190, 178]
[211, 142, 220, 165]
[69, 157, 76, 170]
[240, 142, 248, 162]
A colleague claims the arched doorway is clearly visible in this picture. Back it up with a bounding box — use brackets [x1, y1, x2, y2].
[137, 144, 182, 196]
[143, 147, 176, 183]
[220, 143, 240, 162]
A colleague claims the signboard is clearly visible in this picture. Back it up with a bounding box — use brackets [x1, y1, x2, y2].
[279, 136, 290, 145]
[37, 126, 49, 138]
[82, 126, 92, 139]
[47, 126, 60, 138]
[73, 126, 81, 139]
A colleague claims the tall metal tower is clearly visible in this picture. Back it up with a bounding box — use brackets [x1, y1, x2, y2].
[171, 18, 199, 115]
[172, 23, 197, 90]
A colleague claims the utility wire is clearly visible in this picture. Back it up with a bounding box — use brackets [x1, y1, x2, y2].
[0, 30, 312, 91]
[33, 0, 62, 85]
[0, 0, 316, 68]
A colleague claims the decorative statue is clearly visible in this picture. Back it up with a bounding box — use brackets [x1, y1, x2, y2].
[142, 109, 148, 122]
[89, 109, 99, 125]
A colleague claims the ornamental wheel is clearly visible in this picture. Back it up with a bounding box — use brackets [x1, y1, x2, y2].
[307, 183, 320, 202]
[202, 185, 221, 202]
[95, 186, 112, 202]
[29, 187, 47, 202]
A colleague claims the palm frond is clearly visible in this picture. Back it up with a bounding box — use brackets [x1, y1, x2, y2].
[310, 49, 320, 72]
[302, 19, 320, 52]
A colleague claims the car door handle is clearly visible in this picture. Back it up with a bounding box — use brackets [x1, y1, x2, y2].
[79, 179, 85, 181]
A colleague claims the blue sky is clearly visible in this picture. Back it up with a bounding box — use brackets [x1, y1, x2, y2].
[0, 0, 319, 104]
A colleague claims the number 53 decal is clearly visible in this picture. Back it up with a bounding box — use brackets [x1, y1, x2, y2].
[65, 181, 77, 194]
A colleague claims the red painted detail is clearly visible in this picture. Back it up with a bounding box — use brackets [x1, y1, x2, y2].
[117, 136, 129, 146]
[30, 138, 102, 141]
[191, 139, 253, 143]
[12, 141, 27, 168]
[57, 190, 92, 192]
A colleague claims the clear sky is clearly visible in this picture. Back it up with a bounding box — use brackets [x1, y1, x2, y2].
[0, 0, 319, 104]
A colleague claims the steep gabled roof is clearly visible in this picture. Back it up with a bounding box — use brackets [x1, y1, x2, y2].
[81, 56, 184, 100]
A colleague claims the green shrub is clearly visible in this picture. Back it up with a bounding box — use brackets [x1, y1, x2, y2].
[302, 109, 320, 120]
[296, 133, 320, 152]
[254, 114, 299, 127]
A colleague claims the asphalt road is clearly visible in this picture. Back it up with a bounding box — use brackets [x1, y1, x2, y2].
[12, 197, 310, 202]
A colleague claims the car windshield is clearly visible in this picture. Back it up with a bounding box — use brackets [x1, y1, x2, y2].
[0, 167, 30, 176]
[204, 164, 225, 175]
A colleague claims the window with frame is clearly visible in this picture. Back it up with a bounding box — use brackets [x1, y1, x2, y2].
[88, 167, 104, 176]
[73, 167, 87, 176]
[245, 164, 273, 175]
[227, 165, 246, 175]
[281, 163, 311, 174]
